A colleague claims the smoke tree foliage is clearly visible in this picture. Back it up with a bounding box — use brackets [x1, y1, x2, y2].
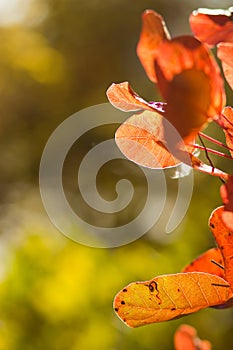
[107, 7, 233, 349]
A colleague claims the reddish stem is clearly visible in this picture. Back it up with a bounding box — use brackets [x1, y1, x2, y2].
[192, 144, 233, 161]
[198, 132, 233, 153]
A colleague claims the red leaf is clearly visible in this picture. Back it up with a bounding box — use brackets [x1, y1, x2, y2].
[182, 247, 225, 279]
[219, 106, 233, 157]
[220, 174, 233, 231]
[190, 8, 233, 47]
[137, 10, 225, 144]
[174, 324, 212, 350]
[209, 206, 233, 289]
[154, 35, 225, 144]
[107, 10, 226, 176]
[137, 10, 170, 83]
[218, 42, 233, 90]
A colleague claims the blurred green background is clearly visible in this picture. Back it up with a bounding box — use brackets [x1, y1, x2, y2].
[1, 0, 233, 349]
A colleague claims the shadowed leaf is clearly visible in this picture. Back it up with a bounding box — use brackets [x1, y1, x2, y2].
[154, 36, 225, 144]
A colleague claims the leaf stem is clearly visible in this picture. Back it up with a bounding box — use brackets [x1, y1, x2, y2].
[198, 132, 233, 153]
[192, 144, 233, 161]
[198, 134, 215, 171]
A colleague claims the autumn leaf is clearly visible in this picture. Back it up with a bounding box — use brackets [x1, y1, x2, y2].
[113, 206, 233, 327]
[114, 111, 180, 168]
[219, 106, 233, 157]
[189, 7, 233, 47]
[136, 10, 225, 145]
[106, 81, 166, 113]
[107, 10, 226, 175]
[209, 206, 233, 289]
[113, 108, 228, 177]
[153, 36, 225, 145]
[137, 9, 170, 83]
[113, 272, 230, 327]
[183, 206, 233, 308]
[217, 42, 233, 90]
[220, 175, 233, 232]
[182, 247, 225, 279]
[174, 324, 211, 350]
[189, 8, 233, 90]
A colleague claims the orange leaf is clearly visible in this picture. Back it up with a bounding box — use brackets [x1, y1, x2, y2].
[219, 106, 233, 156]
[113, 272, 230, 327]
[174, 324, 211, 350]
[114, 110, 229, 176]
[115, 110, 180, 169]
[182, 247, 225, 279]
[135, 10, 225, 144]
[107, 10, 226, 176]
[106, 81, 166, 113]
[190, 8, 233, 47]
[154, 36, 225, 144]
[137, 10, 170, 83]
[209, 206, 233, 288]
[217, 42, 233, 90]
[220, 175, 233, 231]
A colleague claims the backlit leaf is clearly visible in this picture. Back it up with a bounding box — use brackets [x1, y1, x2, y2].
[114, 110, 228, 177]
[182, 247, 225, 279]
[113, 272, 230, 327]
[106, 81, 166, 113]
[137, 10, 170, 83]
[209, 206, 233, 288]
[107, 10, 227, 175]
[154, 36, 225, 144]
[219, 106, 233, 157]
[115, 110, 180, 169]
[220, 174, 233, 232]
[217, 42, 233, 90]
[190, 8, 233, 47]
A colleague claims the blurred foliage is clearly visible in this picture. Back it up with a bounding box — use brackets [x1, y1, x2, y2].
[1, 0, 233, 349]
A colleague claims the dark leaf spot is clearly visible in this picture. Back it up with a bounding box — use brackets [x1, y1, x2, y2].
[121, 301, 125, 305]
[114, 308, 119, 312]
[210, 223, 215, 228]
[123, 288, 127, 292]
[171, 307, 176, 310]
[148, 281, 157, 292]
